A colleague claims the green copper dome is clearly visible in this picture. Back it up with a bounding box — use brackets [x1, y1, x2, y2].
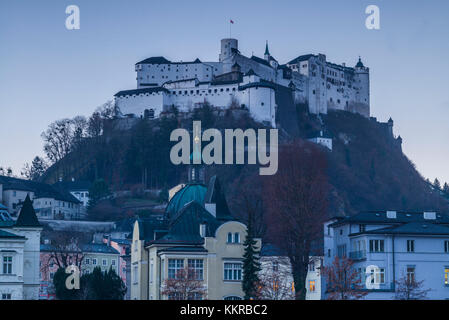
[165, 183, 207, 220]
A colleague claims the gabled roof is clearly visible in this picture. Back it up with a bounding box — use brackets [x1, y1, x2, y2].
[15, 195, 41, 228]
[136, 56, 171, 65]
[250, 55, 271, 67]
[81, 243, 120, 254]
[353, 222, 449, 236]
[330, 211, 449, 227]
[0, 229, 26, 240]
[53, 181, 91, 192]
[136, 217, 168, 241]
[204, 175, 234, 221]
[0, 175, 80, 204]
[114, 87, 169, 97]
[156, 201, 223, 245]
[287, 54, 315, 65]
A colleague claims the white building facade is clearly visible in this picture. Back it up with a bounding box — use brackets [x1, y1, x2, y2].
[324, 211, 449, 300]
[114, 38, 370, 127]
[0, 195, 42, 300]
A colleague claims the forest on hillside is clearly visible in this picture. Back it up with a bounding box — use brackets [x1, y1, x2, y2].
[24, 101, 448, 221]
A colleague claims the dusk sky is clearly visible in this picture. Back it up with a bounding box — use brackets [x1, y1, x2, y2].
[0, 0, 448, 184]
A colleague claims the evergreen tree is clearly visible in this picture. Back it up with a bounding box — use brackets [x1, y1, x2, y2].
[242, 214, 261, 300]
[53, 267, 81, 300]
[434, 178, 441, 190]
[443, 183, 449, 195]
[84, 266, 126, 300]
[87, 179, 111, 210]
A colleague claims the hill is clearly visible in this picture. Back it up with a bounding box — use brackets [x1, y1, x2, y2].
[40, 104, 449, 218]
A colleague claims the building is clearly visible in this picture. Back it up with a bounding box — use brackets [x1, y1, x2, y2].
[53, 180, 91, 208]
[102, 236, 131, 300]
[308, 130, 333, 151]
[0, 195, 42, 300]
[114, 38, 370, 127]
[0, 175, 82, 220]
[39, 241, 121, 300]
[324, 210, 449, 299]
[259, 244, 322, 300]
[131, 174, 260, 300]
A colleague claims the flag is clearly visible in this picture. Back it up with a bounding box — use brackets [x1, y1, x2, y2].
[230, 19, 234, 24]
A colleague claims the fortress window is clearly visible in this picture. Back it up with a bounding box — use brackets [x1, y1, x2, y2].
[313, 90, 316, 95]
[337, 99, 340, 104]
[196, 90, 200, 94]
[208, 89, 212, 93]
[190, 90, 194, 94]
[232, 88, 236, 91]
[220, 88, 224, 92]
[261, 102, 265, 106]
[226, 88, 229, 92]
[214, 89, 218, 93]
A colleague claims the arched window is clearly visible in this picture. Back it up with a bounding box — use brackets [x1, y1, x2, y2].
[227, 232, 233, 243]
[234, 232, 240, 243]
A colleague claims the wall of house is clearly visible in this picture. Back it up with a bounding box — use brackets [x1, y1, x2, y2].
[2, 190, 34, 216]
[10, 226, 41, 300]
[130, 222, 149, 300]
[0, 237, 26, 300]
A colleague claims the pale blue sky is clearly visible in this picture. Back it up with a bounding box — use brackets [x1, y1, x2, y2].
[0, 0, 448, 184]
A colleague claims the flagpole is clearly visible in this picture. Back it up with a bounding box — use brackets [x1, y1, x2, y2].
[229, 18, 231, 38]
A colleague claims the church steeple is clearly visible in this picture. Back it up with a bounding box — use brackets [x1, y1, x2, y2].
[264, 41, 270, 60]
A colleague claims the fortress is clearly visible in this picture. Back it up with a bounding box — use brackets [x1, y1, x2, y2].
[114, 38, 370, 127]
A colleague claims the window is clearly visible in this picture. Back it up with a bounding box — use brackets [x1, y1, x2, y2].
[407, 267, 415, 283]
[2, 256, 12, 274]
[234, 233, 240, 243]
[111, 259, 116, 266]
[445, 241, 449, 253]
[92, 258, 97, 265]
[272, 261, 279, 272]
[224, 296, 242, 300]
[309, 262, 315, 272]
[309, 280, 316, 292]
[337, 245, 346, 258]
[85, 258, 90, 265]
[188, 259, 203, 280]
[407, 240, 415, 252]
[359, 224, 366, 233]
[369, 240, 384, 252]
[368, 267, 385, 285]
[445, 267, 449, 286]
[133, 266, 138, 283]
[224, 262, 242, 281]
[186, 292, 203, 300]
[2, 293, 12, 300]
[227, 232, 233, 243]
[168, 259, 184, 279]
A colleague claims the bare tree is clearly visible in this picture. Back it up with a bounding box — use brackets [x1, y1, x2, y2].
[264, 140, 329, 299]
[322, 256, 368, 300]
[161, 267, 207, 300]
[257, 257, 295, 300]
[41, 230, 88, 272]
[21, 156, 48, 181]
[394, 275, 430, 300]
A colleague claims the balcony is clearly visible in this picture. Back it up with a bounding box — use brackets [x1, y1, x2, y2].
[349, 250, 366, 261]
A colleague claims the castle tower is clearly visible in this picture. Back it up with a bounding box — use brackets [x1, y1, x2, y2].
[387, 117, 394, 137]
[219, 38, 238, 63]
[354, 56, 370, 117]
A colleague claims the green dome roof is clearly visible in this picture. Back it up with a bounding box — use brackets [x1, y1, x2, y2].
[165, 183, 207, 219]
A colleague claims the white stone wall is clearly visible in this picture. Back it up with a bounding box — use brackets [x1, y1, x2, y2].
[0, 237, 26, 300]
[115, 92, 166, 118]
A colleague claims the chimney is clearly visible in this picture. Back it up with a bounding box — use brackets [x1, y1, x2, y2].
[386, 211, 397, 219]
[424, 211, 436, 220]
[199, 221, 207, 238]
[205, 203, 216, 217]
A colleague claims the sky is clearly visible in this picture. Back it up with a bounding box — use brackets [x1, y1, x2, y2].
[0, 0, 448, 184]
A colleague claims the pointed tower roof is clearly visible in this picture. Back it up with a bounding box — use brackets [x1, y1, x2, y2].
[15, 194, 41, 227]
[264, 41, 270, 56]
